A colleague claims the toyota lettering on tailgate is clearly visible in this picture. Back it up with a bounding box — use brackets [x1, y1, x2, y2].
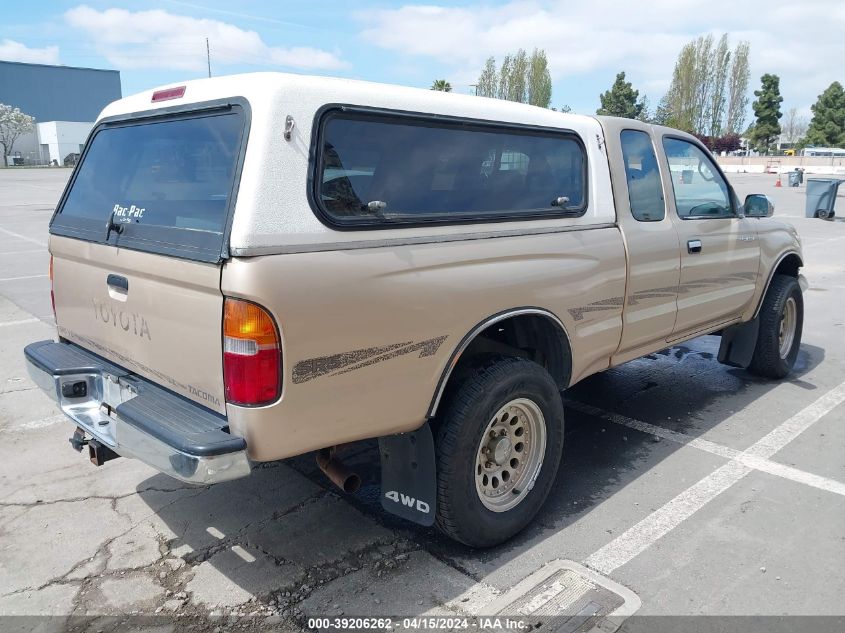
[92, 299, 151, 340]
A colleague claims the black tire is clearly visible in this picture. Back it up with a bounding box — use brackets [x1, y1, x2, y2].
[748, 274, 803, 378]
[434, 356, 564, 548]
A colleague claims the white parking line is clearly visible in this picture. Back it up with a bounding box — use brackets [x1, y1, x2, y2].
[567, 398, 845, 497]
[2, 415, 65, 432]
[740, 454, 845, 497]
[0, 227, 47, 248]
[584, 461, 752, 575]
[582, 381, 845, 575]
[743, 383, 845, 459]
[568, 401, 738, 460]
[0, 274, 48, 282]
[0, 318, 40, 328]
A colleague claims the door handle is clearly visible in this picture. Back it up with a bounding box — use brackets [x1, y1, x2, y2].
[106, 274, 128, 292]
[687, 239, 702, 254]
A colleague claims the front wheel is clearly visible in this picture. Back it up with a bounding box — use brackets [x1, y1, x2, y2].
[434, 356, 564, 547]
[748, 274, 804, 378]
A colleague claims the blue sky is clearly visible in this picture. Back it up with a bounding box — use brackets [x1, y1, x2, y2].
[2, 1, 843, 117]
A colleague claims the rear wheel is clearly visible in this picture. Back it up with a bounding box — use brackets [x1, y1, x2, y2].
[434, 356, 564, 547]
[748, 274, 803, 378]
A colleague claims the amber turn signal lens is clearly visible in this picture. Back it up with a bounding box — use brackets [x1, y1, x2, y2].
[223, 299, 278, 347]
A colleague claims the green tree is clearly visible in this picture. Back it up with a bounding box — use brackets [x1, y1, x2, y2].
[652, 94, 673, 126]
[527, 49, 552, 108]
[663, 38, 698, 131]
[430, 79, 452, 92]
[596, 72, 644, 118]
[636, 95, 652, 122]
[725, 41, 750, 134]
[0, 103, 35, 161]
[749, 73, 783, 153]
[477, 49, 553, 106]
[497, 54, 512, 100]
[805, 81, 845, 147]
[477, 57, 498, 98]
[662, 34, 750, 134]
[707, 34, 731, 137]
[507, 49, 529, 102]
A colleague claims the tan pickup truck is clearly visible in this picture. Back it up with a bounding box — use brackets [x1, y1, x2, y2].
[25, 73, 806, 547]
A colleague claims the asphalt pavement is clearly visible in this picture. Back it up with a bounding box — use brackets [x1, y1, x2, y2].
[0, 167, 843, 632]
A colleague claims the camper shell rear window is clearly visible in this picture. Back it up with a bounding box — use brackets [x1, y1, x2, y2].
[310, 107, 588, 229]
[51, 100, 248, 263]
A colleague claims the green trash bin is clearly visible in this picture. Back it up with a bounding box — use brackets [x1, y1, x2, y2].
[805, 178, 844, 219]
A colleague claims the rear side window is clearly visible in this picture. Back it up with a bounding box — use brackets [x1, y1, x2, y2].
[620, 130, 665, 222]
[313, 110, 587, 226]
[52, 106, 246, 262]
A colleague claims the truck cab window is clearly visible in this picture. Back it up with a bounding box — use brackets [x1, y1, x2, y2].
[620, 130, 665, 221]
[663, 137, 732, 219]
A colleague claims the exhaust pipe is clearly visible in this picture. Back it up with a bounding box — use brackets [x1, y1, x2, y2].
[316, 448, 361, 494]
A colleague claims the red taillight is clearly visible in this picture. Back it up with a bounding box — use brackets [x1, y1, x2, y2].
[49, 255, 55, 318]
[223, 298, 281, 406]
[151, 86, 186, 102]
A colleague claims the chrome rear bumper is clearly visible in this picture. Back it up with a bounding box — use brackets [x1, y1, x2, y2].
[24, 340, 251, 485]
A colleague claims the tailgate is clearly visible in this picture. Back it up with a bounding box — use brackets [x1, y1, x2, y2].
[48, 102, 248, 415]
[51, 237, 227, 413]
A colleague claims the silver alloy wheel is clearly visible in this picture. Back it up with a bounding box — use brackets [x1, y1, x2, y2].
[778, 296, 797, 359]
[475, 398, 546, 512]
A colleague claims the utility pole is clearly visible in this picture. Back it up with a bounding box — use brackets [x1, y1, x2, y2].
[206, 37, 211, 78]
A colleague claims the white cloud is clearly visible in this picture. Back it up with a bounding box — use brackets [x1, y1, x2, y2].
[0, 39, 60, 65]
[64, 5, 346, 73]
[358, 0, 845, 109]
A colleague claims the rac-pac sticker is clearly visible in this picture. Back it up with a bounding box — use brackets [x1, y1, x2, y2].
[112, 203, 145, 223]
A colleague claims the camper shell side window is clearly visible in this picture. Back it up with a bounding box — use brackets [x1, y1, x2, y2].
[310, 106, 589, 229]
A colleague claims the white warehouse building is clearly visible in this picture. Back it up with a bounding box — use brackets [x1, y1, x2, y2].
[34, 121, 95, 166]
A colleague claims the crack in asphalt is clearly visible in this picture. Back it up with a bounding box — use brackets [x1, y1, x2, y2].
[1, 486, 207, 600]
[0, 487, 188, 509]
[0, 385, 39, 396]
[179, 489, 331, 568]
[0, 428, 458, 630]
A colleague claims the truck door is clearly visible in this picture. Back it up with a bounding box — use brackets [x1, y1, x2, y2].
[660, 136, 760, 337]
[609, 127, 681, 364]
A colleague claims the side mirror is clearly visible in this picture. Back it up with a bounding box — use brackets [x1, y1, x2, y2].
[744, 194, 774, 217]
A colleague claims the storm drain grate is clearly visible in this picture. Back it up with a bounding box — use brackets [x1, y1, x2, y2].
[484, 560, 641, 633]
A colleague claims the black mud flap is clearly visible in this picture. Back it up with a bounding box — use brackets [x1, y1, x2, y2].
[718, 317, 760, 368]
[378, 423, 436, 527]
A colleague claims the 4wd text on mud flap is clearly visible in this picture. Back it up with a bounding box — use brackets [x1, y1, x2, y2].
[92, 299, 151, 340]
[384, 490, 430, 513]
